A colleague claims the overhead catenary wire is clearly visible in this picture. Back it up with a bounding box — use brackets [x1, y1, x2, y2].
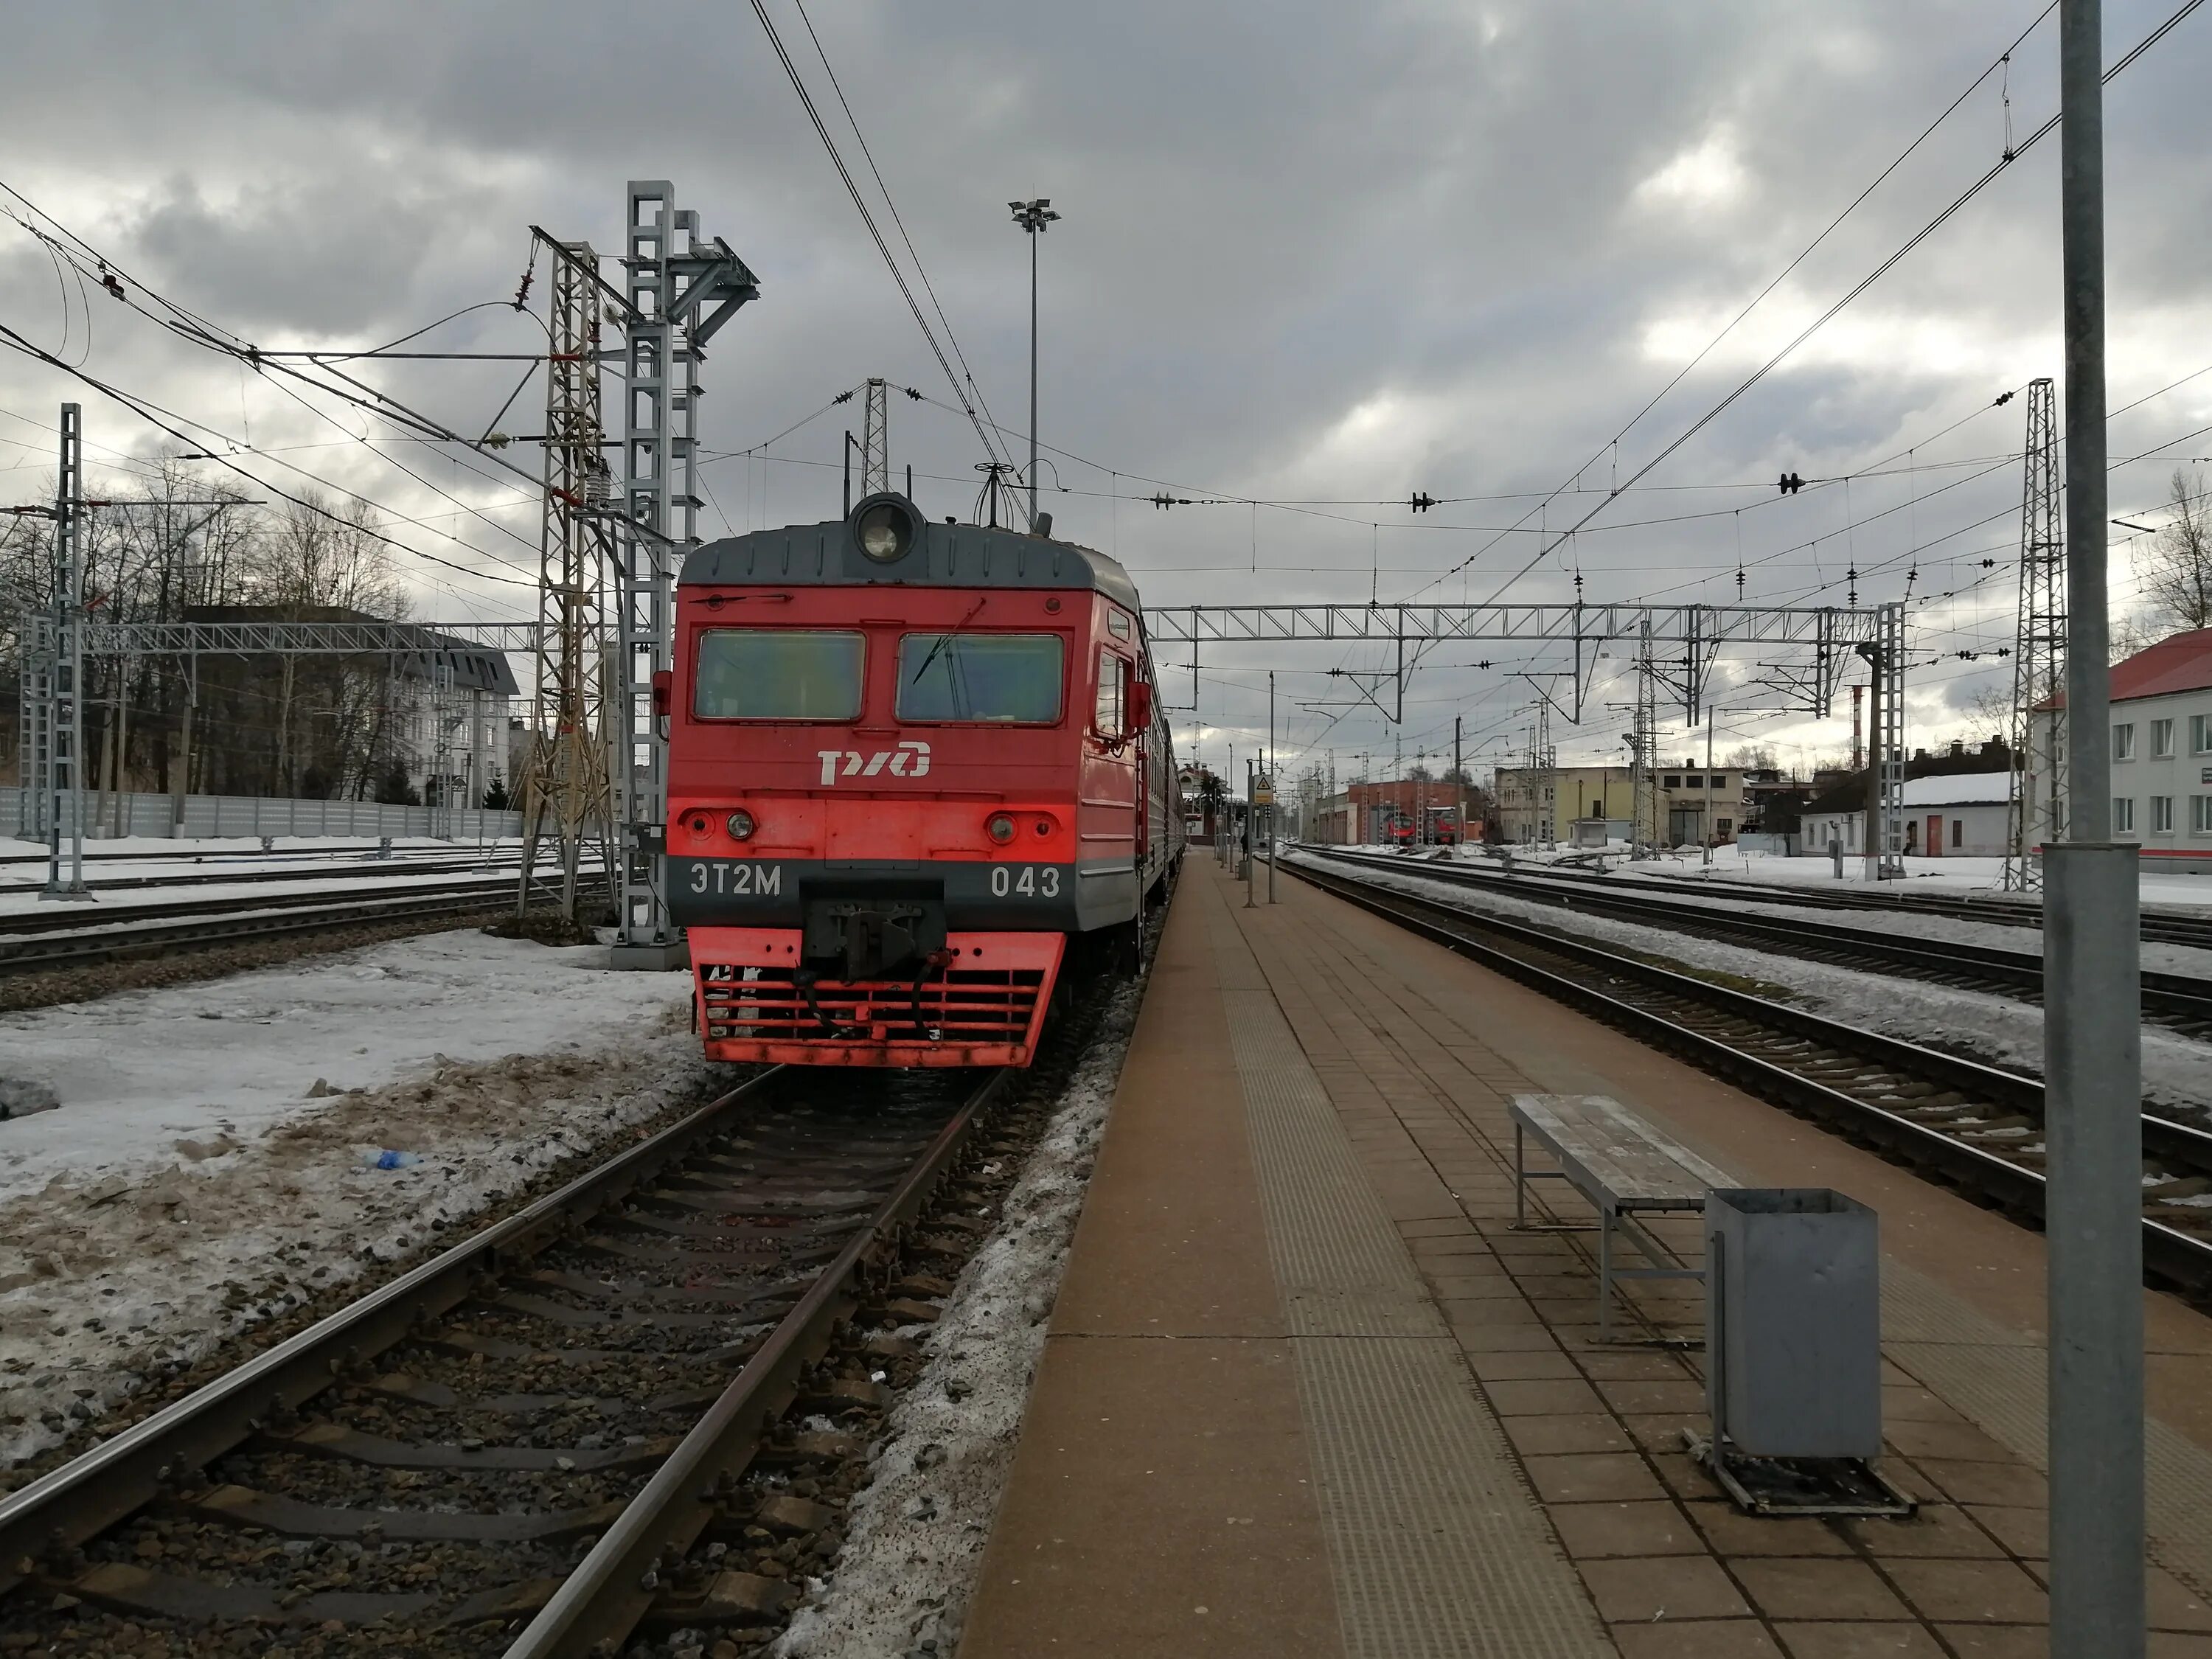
[1433, 0, 2207, 613]
[0, 320, 540, 593]
[745, 0, 1021, 500]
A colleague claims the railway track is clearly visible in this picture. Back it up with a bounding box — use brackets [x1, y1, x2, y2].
[0, 1065, 1012, 1658]
[1282, 852, 2212, 1297]
[1313, 846, 2212, 1037]
[0, 852, 523, 898]
[0, 875, 607, 978]
[1443, 844, 2212, 950]
[0, 887, 1141, 1658]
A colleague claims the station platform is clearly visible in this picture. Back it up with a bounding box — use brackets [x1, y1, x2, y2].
[957, 855, 2212, 1658]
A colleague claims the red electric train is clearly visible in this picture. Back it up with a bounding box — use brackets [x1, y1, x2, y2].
[665, 492, 1182, 1068]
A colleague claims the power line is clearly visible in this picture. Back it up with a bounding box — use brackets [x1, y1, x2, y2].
[0, 321, 540, 593]
[745, 0, 1019, 493]
[1439, 0, 2207, 611]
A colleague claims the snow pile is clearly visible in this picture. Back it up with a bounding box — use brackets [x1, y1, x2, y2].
[776, 978, 1144, 1659]
[0, 931, 705, 1470]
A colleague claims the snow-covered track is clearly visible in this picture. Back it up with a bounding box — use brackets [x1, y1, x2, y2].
[0, 877, 596, 976]
[0, 1063, 1015, 1658]
[1321, 846, 2212, 1036]
[1456, 844, 2212, 950]
[0, 849, 515, 897]
[1285, 852, 2212, 1298]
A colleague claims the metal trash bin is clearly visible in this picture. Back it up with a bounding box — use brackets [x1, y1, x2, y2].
[1706, 1188, 1880, 1460]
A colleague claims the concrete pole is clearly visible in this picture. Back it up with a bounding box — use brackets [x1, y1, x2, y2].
[1245, 759, 1256, 908]
[1704, 716, 1715, 867]
[1863, 650, 1883, 884]
[2047, 3, 2145, 1653]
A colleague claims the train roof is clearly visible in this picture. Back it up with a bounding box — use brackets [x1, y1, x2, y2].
[680, 505, 1143, 615]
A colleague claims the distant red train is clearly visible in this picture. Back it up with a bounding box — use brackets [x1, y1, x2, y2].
[664, 493, 1182, 1067]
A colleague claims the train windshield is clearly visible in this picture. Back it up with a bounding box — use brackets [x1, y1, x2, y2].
[897, 633, 1064, 723]
[694, 630, 864, 720]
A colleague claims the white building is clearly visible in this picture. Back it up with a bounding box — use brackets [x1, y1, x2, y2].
[2034, 627, 2212, 870]
[1800, 773, 2012, 858]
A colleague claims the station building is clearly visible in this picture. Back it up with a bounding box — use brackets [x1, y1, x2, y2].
[1492, 762, 1749, 846]
[2034, 625, 2212, 866]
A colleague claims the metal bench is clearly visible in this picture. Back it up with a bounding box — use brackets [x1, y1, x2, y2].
[1509, 1093, 1734, 1341]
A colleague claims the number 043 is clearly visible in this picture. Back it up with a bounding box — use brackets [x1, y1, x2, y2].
[990, 865, 1060, 897]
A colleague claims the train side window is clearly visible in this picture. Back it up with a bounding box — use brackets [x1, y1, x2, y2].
[1107, 609, 1132, 640]
[694, 629, 864, 720]
[1095, 650, 1127, 737]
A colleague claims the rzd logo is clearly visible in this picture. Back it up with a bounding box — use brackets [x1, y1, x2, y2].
[817, 740, 931, 786]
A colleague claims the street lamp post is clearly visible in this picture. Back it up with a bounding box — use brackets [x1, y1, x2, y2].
[1009, 198, 1060, 529]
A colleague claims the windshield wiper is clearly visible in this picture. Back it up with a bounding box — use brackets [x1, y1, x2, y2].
[908, 598, 988, 689]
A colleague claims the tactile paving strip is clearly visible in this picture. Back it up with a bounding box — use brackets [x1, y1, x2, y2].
[1885, 1259, 2212, 1599]
[1206, 900, 1613, 1658]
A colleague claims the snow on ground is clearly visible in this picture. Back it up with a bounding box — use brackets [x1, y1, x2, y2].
[0, 930, 709, 1468]
[0, 832, 530, 916]
[1346, 849, 2212, 979]
[776, 976, 1143, 1659]
[1449, 838, 2212, 914]
[1297, 852, 2212, 1119]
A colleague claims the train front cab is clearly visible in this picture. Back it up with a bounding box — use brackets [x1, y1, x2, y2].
[666, 508, 1161, 1068]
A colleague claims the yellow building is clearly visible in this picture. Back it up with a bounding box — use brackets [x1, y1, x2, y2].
[1494, 763, 1747, 846]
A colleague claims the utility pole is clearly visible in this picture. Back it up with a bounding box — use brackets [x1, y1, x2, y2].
[1702, 718, 1714, 865]
[611, 181, 758, 968]
[1454, 714, 1464, 849]
[1009, 198, 1060, 527]
[1267, 671, 1277, 901]
[1245, 757, 1256, 907]
[2047, 2, 2145, 1652]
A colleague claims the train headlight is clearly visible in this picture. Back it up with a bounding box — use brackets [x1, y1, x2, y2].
[852, 494, 919, 563]
[987, 813, 1016, 844]
[726, 809, 757, 841]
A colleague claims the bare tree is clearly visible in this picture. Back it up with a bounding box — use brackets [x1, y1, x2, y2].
[2141, 468, 2212, 630]
[1724, 743, 1777, 770]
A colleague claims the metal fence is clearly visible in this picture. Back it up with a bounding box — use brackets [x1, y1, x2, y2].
[3, 785, 524, 844]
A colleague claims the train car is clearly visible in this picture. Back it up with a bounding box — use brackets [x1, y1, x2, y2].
[664, 492, 1182, 1068]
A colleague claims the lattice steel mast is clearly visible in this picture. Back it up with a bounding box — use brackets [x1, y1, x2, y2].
[2005, 376, 2065, 891]
[611, 181, 757, 967]
[860, 377, 889, 497]
[516, 240, 615, 922]
[38, 405, 88, 900]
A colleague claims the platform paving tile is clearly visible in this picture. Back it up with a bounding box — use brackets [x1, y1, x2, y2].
[1837, 1504, 2004, 1561]
[1526, 1451, 1671, 1505]
[1580, 1554, 1753, 1622]
[1880, 1557, 2048, 1624]
[1957, 1505, 2046, 1560]
[2151, 1565, 2212, 1632]
[1502, 1413, 1637, 1457]
[1610, 1624, 1783, 1658]
[1548, 1500, 1706, 1559]
[1771, 1626, 1948, 1657]
[1731, 1557, 1915, 1623]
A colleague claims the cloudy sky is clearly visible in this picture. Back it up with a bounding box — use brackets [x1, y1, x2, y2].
[4, 0, 2210, 784]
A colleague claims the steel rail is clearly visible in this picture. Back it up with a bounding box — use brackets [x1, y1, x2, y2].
[1318, 847, 2212, 1029]
[0, 1070, 790, 1597]
[1281, 854, 2212, 1294]
[0, 877, 608, 974]
[1458, 846, 2212, 950]
[501, 1065, 1015, 1659]
[0, 853, 526, 897]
